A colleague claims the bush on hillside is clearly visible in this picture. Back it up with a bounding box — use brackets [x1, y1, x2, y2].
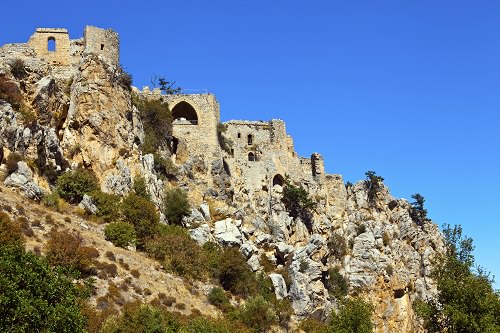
[0, 245, 87, 332]
[121, 193, 159, 247]
[92, 191, 121, 223]
[0, 211, 23, 247]
[238, 295, 278, 332]
[364, 170, 384, 205]
[163, 187, 190, 225]
[132, 95, 172, 154]
[328, 297, 374, 333]
[281, 176, 316, 220]
[132, 176, 149, 199]
[56, 168, 99, 204]
[207, 287, 232, 312]
[46, 229, 99, 275]
[104, 222, 137, 248]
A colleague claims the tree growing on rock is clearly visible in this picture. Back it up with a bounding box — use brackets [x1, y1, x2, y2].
[409, 193, 430, 226]
[364, 171, 384, 205]
[415, 224, 500, 332]
[281, 176, 316, 221]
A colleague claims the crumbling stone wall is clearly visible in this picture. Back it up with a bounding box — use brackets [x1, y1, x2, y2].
[83, 26, 119, 66]
[27, 28, 70, 66]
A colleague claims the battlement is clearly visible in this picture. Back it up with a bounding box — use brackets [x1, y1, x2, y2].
[36, 28, 68, 33]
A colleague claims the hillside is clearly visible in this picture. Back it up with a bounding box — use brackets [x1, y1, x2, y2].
[0, 26, 459, 332]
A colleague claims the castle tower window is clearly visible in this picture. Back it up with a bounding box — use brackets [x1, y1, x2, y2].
[172, 101, 198, 125]
[248, 152, 256, 162]
[273, 174, 285, 187]
[47, 37, 56, 52]
[237, 133, 241, 138]
[100, 44, 105, 50]
[247, 134, 253, 145]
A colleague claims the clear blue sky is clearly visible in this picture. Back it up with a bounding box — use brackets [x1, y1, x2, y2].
[1, 1, 499, 287]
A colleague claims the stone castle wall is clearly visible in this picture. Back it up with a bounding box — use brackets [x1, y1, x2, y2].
[4, 26, 119, 68]
[27, 28, 71, 66]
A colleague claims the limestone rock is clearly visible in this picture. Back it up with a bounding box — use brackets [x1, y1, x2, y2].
[269, 273, 288, 299]
[214, 218, 243, 246]
[3, 161, 44, 200]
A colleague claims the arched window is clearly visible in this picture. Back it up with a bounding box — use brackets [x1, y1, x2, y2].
[247, 134, 253, 145]
[172, 101, 198, 125]
[273, 174, 285, 187]
[248, 152, 256, 162]
[47, 37, 56, 52]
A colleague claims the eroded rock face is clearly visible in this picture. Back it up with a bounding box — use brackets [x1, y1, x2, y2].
[61, 55, 136, 176]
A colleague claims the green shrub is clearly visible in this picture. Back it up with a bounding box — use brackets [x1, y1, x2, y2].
[132, 176, 149, 199]
[104, 222, 137, 248]
[382, 231, 391, 246]
[133, 95, 172, 154]
[145, 231, 205, 279]
[100, 302, 174, 333]
[409, 193, 430, 226]
[364, 170, 384, 205]
[325, 267, 349, 300]
[121, 194, 159, 247]
[163, 187, 190, 225]
[41, 191, 61, 209]
[238, 295, 278, 332]
[0, 245, 87, 332]
[56, 168, 99, 204]
[92, 191, 121, 223]
[281, 176, 316, 219]
[214, 247, 258, 297]
[208, 287, 232, 312]
[327, 297, 374, 333]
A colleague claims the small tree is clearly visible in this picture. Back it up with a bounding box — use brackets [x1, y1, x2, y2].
[0, 245, 87, 332]
[121, 194, 159, 248]
[163, 187, 190, 225]
[151, 74, 182, 95]
[364, 170, 384, 205]
[104, 222, 137, 248]
[415, 224, 500, 332]
[409, 193, 430, 226]
[56, 168, 99, 204]
[328, 297, 374, 333]
[281, 177, 316, 219]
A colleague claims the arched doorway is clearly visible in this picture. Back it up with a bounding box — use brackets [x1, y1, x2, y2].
[248, 152, 256, 161]
[171, 101, 198, 125]
[273, 174, 285, 187]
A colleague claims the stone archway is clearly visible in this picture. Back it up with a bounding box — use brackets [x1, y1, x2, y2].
[171, 101, 198, 125]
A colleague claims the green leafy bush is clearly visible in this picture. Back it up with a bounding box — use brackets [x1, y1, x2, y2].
[121, 194, 159, 247]
[104, 222, 137, 248]
[132, 176, 149, 199]
[281, 177, 316, 219]
[133, 95, 172, 154]
[415, 224, 500, 332]
[92, 191, 121, 223]
[0, 245, 87, 332]
[208, 287, 232, 312]
[9, 58, 27, 80]
[328, 297, 374, 333]
[163, 187, 190, 225]
[325, 267, 348, 300]
[41, 191, 61, 209]
[145, 230, 205, 279]
[214, 247, 258, 297]
[56, 168, 99, 204]
[238, 295, 278, 332]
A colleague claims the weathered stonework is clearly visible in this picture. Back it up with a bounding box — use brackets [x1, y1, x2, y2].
[2, 26, 119, 68]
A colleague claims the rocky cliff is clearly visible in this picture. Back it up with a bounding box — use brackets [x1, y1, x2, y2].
[0, 29, 444, 332]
